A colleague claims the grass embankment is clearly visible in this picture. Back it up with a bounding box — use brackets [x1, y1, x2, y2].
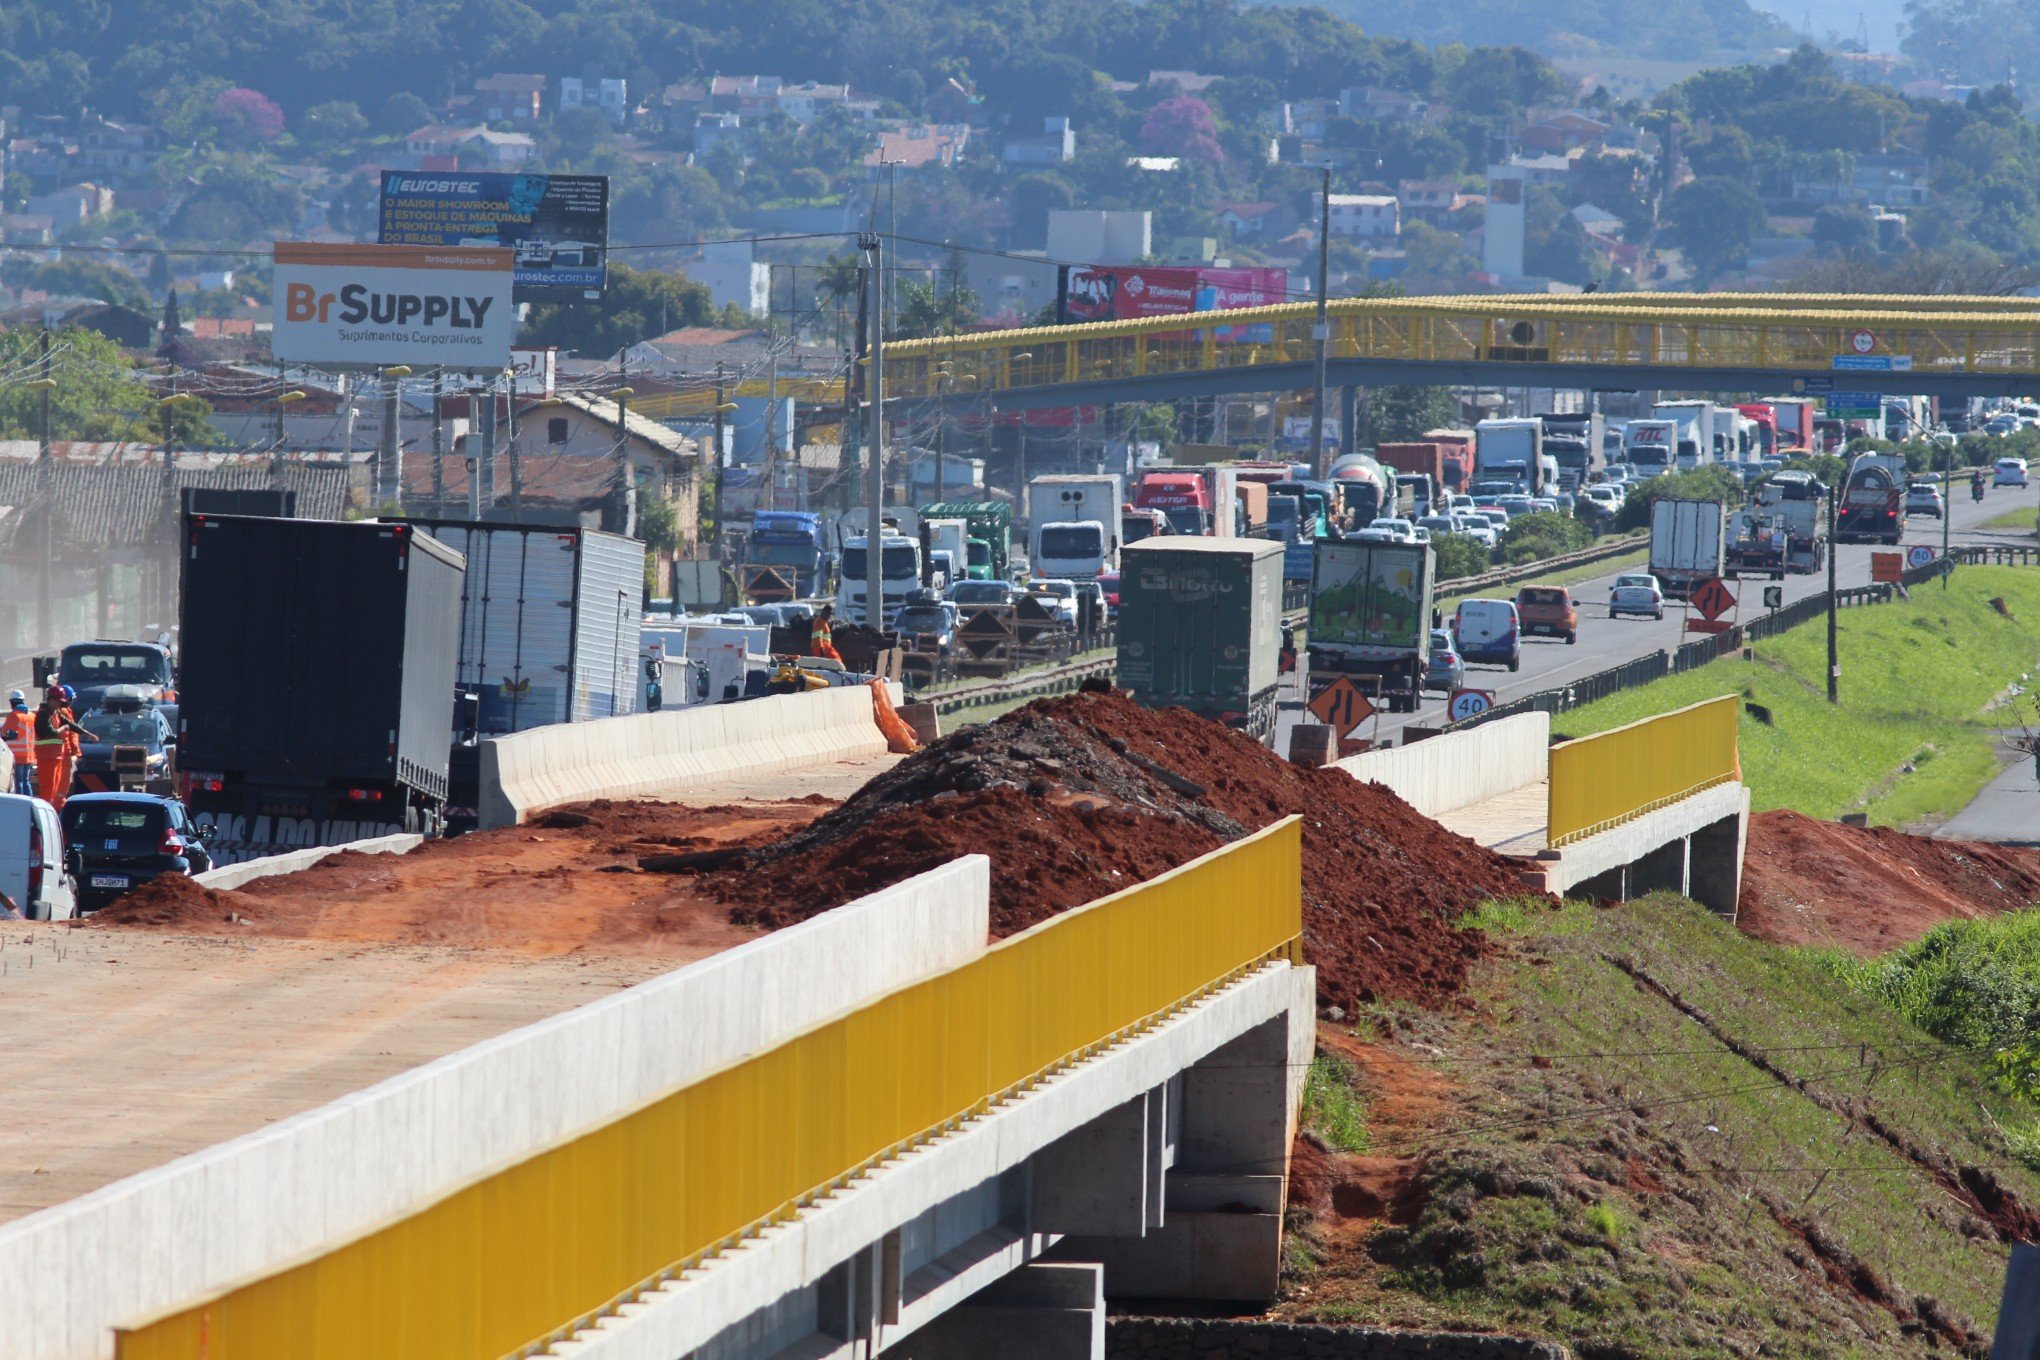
[1439, 542, 1651, 599]
[1552, 566, 2040, 826]
[1283, 895, 2038, 1357]
[1985, 505, 2038, 536]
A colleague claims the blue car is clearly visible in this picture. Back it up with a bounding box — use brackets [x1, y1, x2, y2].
[60, 792, 213, 912]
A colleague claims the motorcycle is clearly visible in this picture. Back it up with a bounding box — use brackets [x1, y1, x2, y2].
[1972, 479, 1987, 502]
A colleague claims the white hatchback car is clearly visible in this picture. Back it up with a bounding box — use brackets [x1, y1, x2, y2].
[1996, 457, 2030, 488]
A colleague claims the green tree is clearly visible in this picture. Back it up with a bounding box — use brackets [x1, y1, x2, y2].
[1363, 387, 1457, 442]
[892, 250, 979, 339]
[1497, 509, 1591, 564]
[1432, 533, 1491, 581]
[0, 328, 216, 443]
[0, 258, 149, 310]
[377, 92, 432, 136]
[1661, 176, 1766, 283]
[1813, 204, 1876, 255]
[300, 100, 368, 154]
[521, 262, 720, 357]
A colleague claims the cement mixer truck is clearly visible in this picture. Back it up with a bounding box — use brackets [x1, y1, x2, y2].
[1836, 453, 1906, 545]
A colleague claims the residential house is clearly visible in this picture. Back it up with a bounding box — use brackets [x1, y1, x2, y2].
[470, 74, 545, 126]
[1126, 156, 1180, 173]
[1788, 152, 1931, 208]
[775, 83, 852, 125]
[1324, 193, 1400, 242]
[865, 124, 969, 170]
[1339, 88, 1431, 123]
[77, 117, 161, 176]
[1276, 99, 1338, 143]
[1521, 112, 1611, 155]
[694, 112, 745, 155]
[1003, 116, 1075, 167]
[655, 82, 710, 131]
[1146, 71, 1221, 94]
[404, 123, 534, 170]
[710, 76, 783, 116]
[560, 75, 629, 127]
[7, 136, 72, 182]
[1505, 149, 1583, 187]
[0, 214, 53, 246]
[26, 183, 113, 229]
[1047, 209, 1150, 263]
[1396, 180, 1465, 226]
[510, 390, 702, 544]
[922, 76, 983, 127]
[1215, 201, 1284, 240]
[691, 243, 771, 317]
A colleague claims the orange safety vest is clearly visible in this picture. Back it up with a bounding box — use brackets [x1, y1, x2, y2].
[0, 709, 29, 763]
[60, 706, 82, 757]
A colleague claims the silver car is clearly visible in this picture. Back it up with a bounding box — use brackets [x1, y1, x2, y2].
[1608, 572, 1665, 620]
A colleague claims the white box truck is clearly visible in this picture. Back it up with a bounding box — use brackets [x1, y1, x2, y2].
[1028, 473, 1124, 577]
[1649, 498, 1727, 600]
[1473, 418, 1546, 494]
[1652, 400, 1719, 469]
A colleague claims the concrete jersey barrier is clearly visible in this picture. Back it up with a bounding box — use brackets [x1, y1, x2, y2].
[1335, 711, 1550, 818]
[0, 856, 991, 1360]
[479, 682, 899, 829]
[191, 832, 424, 890]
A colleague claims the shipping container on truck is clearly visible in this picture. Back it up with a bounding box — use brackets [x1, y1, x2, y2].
[1652, 400, 1719, 468]
[919, 501, 1012, 579]
[1734, 403, 1781, 463]
[1307, 540, 1434, 714]
[1374, 443, 1453, 499]
[177, 515, 464, 863]
[1763, 397, 1818, 453]
[1115, 537, 1284, 743]
[1648, 498, 1727, 599]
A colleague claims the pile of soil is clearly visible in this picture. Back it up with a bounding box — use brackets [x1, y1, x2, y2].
[707, 691, 1539, 1008]
[94, 799, 826, 956]
[1738, 809, 2040, 953]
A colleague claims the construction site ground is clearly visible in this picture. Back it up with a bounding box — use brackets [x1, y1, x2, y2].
[0, 799, 827, 1225]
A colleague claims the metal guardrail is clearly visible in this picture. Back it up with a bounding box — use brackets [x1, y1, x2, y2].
[114, 822, 1306, 1360]
[1548, 695, 1740, 846]
[1435, 533, 1649, 600]
[926, 651, 1117, 716]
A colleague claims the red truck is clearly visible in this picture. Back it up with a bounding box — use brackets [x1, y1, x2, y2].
[1375, 442, 1467, 498]
[1418, 430, 1476, 493]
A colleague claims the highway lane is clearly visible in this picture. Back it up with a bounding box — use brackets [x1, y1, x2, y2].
[1275, 481, 2037, 752]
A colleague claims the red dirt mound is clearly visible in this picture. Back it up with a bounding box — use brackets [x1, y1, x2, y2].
[1738, 809, 2040, 953]
[710, 691, 1541, 1009]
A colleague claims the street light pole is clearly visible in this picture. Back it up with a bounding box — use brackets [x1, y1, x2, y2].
[1826, 483, 1839, 704]
[1309, 164, 1333, 480]
[861, 231, 886, 626]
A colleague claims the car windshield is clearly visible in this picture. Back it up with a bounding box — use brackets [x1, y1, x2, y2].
[63, 801, 166, 837]
[840, 545, 920, 580]
[1520, 588, 1566, 605]
[1039, 525, 1102, 557]
[1614, 575, 1656, 590]
[950, 583, 1010, 605]
[86, 715, 160, 745]
[1035, 582, 1075, 599]
[895, 607, 951, 633]
[1429, 630, 1452, 649]
[60, 647, 168, 685]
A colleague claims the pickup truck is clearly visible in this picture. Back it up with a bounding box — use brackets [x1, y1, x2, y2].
[1514, 585, 1579, 644]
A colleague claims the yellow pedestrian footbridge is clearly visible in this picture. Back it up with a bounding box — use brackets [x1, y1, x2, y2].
[626, 292, 2040, 422]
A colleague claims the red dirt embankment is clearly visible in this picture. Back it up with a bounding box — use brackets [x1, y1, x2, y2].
[708, 691, 1539, 1009]
[1737, 809, 2040, 953]
[93, 800, 824, 957]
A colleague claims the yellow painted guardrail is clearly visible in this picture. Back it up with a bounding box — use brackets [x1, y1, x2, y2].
[1547, 695, 1739, 847]
[115, 819, 1304, 1360]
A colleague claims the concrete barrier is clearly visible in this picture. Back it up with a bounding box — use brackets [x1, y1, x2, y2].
[192, 832, 424, 891]
[1334, 711, 1550, 819]
[479, 683, 899, 829]
[1, 856, 991, 1360]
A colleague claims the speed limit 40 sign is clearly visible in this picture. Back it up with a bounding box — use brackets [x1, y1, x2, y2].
[1449, 688, 1494, 722]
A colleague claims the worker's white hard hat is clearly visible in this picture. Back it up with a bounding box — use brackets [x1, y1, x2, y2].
[6, 690, 22, 704]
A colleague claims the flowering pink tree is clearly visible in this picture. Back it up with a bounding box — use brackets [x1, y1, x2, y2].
[216, 88, 285, 144]
[1139, 96, 1225, 164]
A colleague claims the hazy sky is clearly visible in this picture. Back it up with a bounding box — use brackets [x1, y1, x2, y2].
[1748, 0, 1907, 52]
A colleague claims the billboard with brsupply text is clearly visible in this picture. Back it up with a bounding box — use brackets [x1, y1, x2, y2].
[272, 242, 514, 370]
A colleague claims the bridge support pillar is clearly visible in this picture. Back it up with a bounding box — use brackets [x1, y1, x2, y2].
[1629, 835, 1689, 898]
[1687, 803, 1748, 920]
[1032, 1083, 1168, 1236]
[1048, 968, 1315, 1302]
[889, 1263, 1104, 1360]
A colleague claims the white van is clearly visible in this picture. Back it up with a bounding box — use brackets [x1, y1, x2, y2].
[1451, 598, 1522, 672]
[0, 792, 75, 921]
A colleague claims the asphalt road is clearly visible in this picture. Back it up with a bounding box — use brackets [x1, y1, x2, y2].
[1276, 481, 2037, 753]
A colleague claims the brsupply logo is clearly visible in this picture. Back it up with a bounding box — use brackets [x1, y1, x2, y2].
[272, 241, 512, 369]
[283, 283, 496, 331]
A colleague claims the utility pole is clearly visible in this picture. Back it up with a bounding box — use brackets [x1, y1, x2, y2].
[36, 329, 53, 649]
[1836, 483, 1852, 709]
[615, 383, 637, 539]
[507, 367, 524, 524]
[934, 369, 949, 504]
[465, 388, 482, 520]
[861, 230, 886, 628]
[379, 365, 411, 510]
[1310, 164, 1334, 480]
[431, 369, 445, 515]
[478, 381, 498, 517]
[1941, 424, 1952, 587]
[710, 362, 728, 551]
[762, 345, 780, 512]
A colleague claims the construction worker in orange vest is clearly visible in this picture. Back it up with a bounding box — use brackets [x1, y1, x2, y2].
[1, 691, 33, 796]
[809, 604, 844, 664]
[33, 686, 89, 809]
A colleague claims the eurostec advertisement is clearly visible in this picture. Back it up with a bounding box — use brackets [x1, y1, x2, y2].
[1059, 265, 1286, 340]
[377, 172, 608, 295]
[271, 242, 514, 370]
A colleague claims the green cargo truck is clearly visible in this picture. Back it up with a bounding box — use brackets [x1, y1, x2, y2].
[1115, 538, 1285, 743]
[1307, 539, 1434, 714]
[918, 500, 1012, 580]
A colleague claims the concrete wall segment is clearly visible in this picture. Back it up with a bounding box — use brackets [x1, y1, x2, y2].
[480, 683, 900, 828]
[1333, 713, 1549, 818]
[0, 857, 990, 1360]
